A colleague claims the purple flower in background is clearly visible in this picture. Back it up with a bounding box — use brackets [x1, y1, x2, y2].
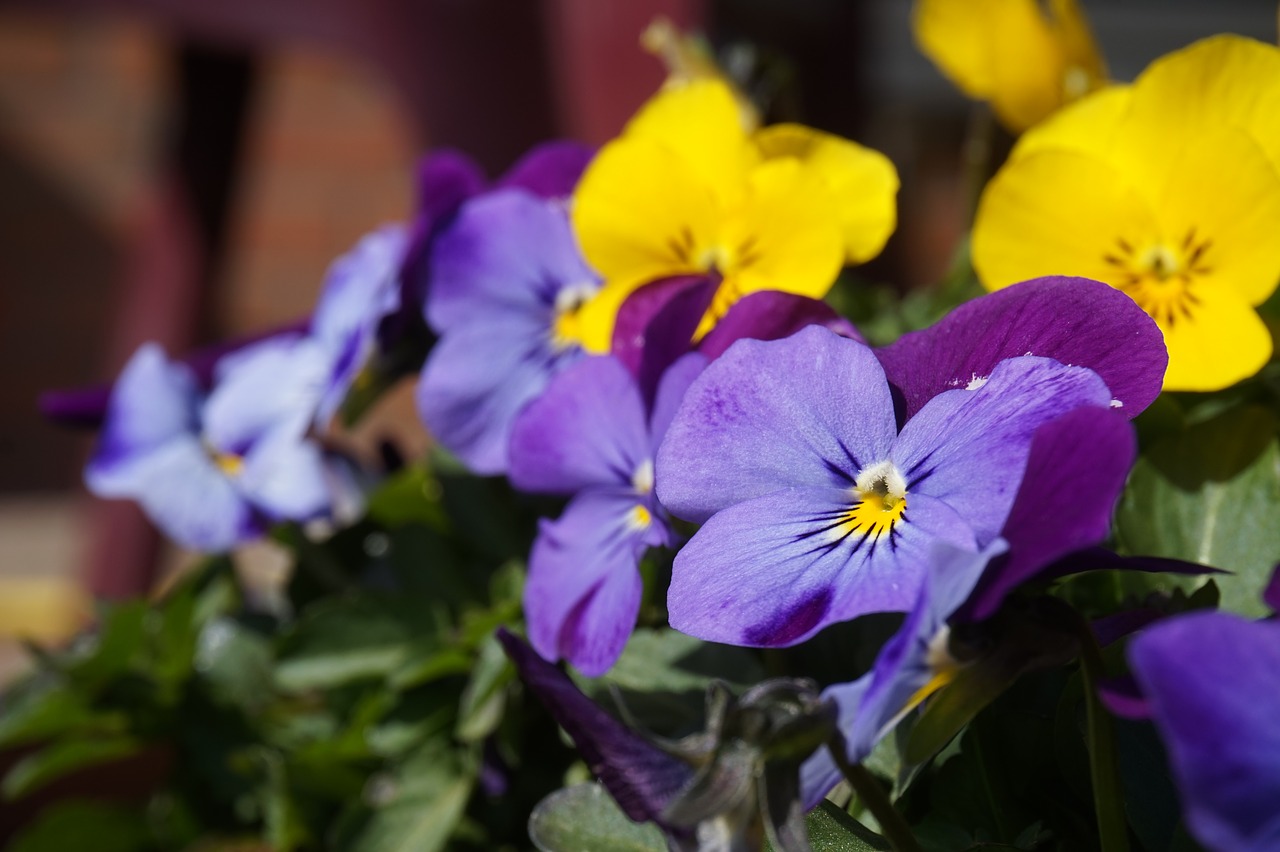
[508, 354, 704, 675]
[657, 325, 1116, 647]
[309, 224, 408, 424]
[1126, 612, 1280, 851]
[87, 339, 348, 551]
[417, 188, 601, 475]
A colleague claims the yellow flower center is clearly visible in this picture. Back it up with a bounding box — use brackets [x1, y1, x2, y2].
[1102, 229, 1213, 328]
[551, 284, 600, 351]
[839, 460, 908, 541]
[213, 451, 245, 478]
[627, 504, 653, 532]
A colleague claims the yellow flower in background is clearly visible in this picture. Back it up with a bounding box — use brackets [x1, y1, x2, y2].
[972, 36, 1280, 392]
[571, 79, 898, 351]
[913, 0, 1107, 132]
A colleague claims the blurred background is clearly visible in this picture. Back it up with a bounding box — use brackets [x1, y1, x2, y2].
[0, 0, 1274, 681]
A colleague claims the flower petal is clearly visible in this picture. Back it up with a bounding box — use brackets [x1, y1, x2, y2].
[958, 406, 1134, 621]
[497, 140, 595, 199]
[131, 438, 258, 551]
[876, 276, 1166, 421]
[610, 275, 716, 408]
[699, 290, 862, 362]
[525, 490, 650, 675]
[204, 335, 328, 453]
[239, 427, 335, 522]
[657, 327, 898, 524]
[667, 487, 975, 647]
[418, 316, 578, 476]
[892, 355, 1112, 544]
[509, 356, 649, 495]
[753, 123, 898, 264]
[1129, 612, 1280, 852]
[427, 189, 596, 331]
[85, 344, 200, 496]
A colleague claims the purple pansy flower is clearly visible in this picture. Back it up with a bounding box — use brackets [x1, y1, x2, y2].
[417, 187, 601, 475]
[657, 324, 1117, 647]
[86, 339, 349, 551]
[309, 224, 409, 424]
[1126, 612, 1280, 852]
[508, 353, 705, 675]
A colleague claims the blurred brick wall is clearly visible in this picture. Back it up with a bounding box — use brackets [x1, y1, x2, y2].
[0, 9, 419, 494]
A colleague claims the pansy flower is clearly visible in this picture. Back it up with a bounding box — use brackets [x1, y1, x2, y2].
[913, 0, 1107, 132]
[570, 78, 898, 351]
[86, 340, 348, 551]
[973, 36, 1280, 391]
[1125, 611, 1280, 851]
[416, 187, 600, 475]
[656, 277, 1167, 647]
[508, 353, 704, 675]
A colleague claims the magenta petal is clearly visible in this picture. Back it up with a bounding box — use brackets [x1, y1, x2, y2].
[1129, 612, 1280, 851]
[876, 277, 1167, 421]
[667, 487, 975, 647]
[657, 327, 898, 524]
[509, 356, 649, 495]
[699, 291, 863, 362]
[958, 407, 1135, 621]
[413, 149, 486, 230]
[1097, 673, 1152, 720]
[497, 140, 596, 199]
[611, 275, 716, 406]
[496, 628, 693, 828]
[524, 490, 649, 675]
[893, 356, 1113, 545]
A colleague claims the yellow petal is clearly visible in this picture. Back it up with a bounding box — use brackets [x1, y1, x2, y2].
[753, 124, 899, 264]
[622, 78, 758, 207]
[913, 0, 1000, 98]
[1143, 125, 1280, 308]
[704, 158, 845, 332]
[1158, 284, 1273, 392]
[1011, 84, 1132, 162]
[1047, 0, 1108, 100]
[972, 149, 1158, 290]
[571, 136, 721, 352]
[1125, 35, 1280, 171]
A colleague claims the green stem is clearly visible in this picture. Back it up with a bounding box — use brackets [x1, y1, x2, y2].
[969, 719, 1010, 841]
[1071, 610, 1132, 852]
[829, 751, 922, 852]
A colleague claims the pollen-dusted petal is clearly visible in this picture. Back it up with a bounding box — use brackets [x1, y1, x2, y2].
[508, 356, 650, 495]
[892, 355, 1112, 544]
[876, 276, 1166, 420]
[1157, 282, 1272, 392]
[1129, 612, 1280, 851]
[666, 487, 975, 647]
[525, 489, 650, 676]
[620, 78, 757, 207]
[753, 123, 899, 264]
[656, 327, 898, 524]
[973, 148, 1158, 291]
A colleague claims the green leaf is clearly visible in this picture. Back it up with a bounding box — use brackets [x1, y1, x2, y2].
[0, 684, 121, 749]
[2, 736, 142, 800]
[344, 742, 474, 852]
[194, 617, 275, 710]
[7, 801, 152, 852]
[455, 633, 514, 742]
[366, 463, 448, 530]
[64, 600, 148, 685]
[1117, 405, 1280, 617]
[275, 596, 414, 692]
[528, 783, 668, 852]
[790, 801, 889, 851]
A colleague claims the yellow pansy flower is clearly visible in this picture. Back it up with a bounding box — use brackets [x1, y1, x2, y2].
[913, 0, 1107, 132]
[972, 36, 1280, 392]
[570, 79, 898, 352]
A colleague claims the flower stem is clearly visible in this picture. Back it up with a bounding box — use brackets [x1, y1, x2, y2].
[1071, 610, 1132, 852]
[829, 750, 922, 852]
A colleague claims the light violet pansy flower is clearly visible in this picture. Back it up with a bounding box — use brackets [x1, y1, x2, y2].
[416, 188, 601, 475]
[508, 353, 704, 675]
[86, 339, 348, 552]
